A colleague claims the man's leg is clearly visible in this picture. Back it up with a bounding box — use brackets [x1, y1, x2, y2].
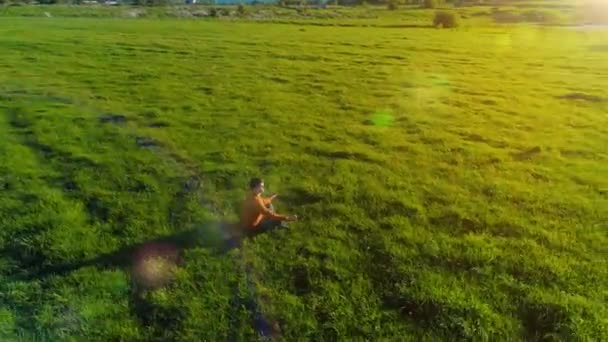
[266, 203, 290, 229]
[256, 217, 283, 232]
[248, 203, 288, 236]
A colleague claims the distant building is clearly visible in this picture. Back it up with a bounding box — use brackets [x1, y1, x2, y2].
[185, 0, 197, 4]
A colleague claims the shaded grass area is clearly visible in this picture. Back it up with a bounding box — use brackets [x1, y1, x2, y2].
[0, 15, 607, 340]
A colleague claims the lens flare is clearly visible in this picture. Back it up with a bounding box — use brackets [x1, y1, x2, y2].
[369, 109, 394, 127]
[406, 73, 452, 110]
[131, 242, 180, 289]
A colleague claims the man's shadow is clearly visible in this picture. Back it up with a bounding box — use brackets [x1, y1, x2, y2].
[6, 220, 249, 283]
[1, 219, 288, 339]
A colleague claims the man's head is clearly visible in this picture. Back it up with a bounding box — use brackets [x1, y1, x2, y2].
[249, 177, 264, 195]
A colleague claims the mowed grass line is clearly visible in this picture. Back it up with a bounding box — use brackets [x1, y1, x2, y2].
[0, 17, 607, 340]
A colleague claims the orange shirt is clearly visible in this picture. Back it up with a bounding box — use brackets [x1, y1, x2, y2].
[239, 192, 287, 229]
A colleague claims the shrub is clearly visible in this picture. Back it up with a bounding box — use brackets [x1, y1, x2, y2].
[387, 0, 399, 10]
[521, 10, 560, 23]
[492, 10, 520, 23]
[423, 0, 436, 9]
[237, 3, 247, 16]
[434, 10, 458, 28]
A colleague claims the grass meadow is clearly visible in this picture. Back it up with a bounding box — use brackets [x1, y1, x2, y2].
[0, 2, 607, 340]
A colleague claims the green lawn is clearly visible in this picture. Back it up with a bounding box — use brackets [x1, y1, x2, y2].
[0, 9, 607, 341]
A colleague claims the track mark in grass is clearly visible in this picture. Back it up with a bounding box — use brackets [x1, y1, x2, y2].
[115, 122, 275, 339]
[148, 120, 170, 128]
[0, 224, 50, 277]
[419, 136, 445, 146]
[130, 289, 186, 340]
[266, 76, 290, 84]
[529, 170, 550, 182]
[490, 222, 525, 238]
[391, 295, 499, 340]
[321, 326, 339, 341]
[58, 176, 79, 192]
[430, 211, 483, 235]
[393, 145, 412, 153]
[512, 146, 542, 161]
[99, 113, 128, 124]
[135, 136, 161, 148]
[464, 134, 488, 142]
[84, 195, 111, 223]
[280, 187, 323, 207]
[7, 106, 31, 128]
[195, 85, 213, 95]
[461, 133, 508, 148]
[313, 148, 378, 164]
[423, 191, 450, 206]
[368, 200, 419, 221]
[6, 107, 99, 171]
[556, 93, 604, 103]
[235, 254, 278, 340]
[258, 159, 274, 173]
[559, 149, 597, 159]
[167, 175, 205, 227]
[9, 227, 225, 282]
[520, 300, 579, 341]
[292, 265, 312, 295]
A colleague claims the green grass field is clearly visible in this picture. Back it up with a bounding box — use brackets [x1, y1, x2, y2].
[0, 4, 607, 341]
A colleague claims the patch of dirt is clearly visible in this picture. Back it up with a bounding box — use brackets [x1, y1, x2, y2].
[99, 113, 128, 124]
[135, 136, 161, 148]
[512, 146, 542, 161]
[465, 133, 487, 143]
[557, 93, 604, 102]
[267, 76, 289, 84]
[148, 121, 170, 128]
[560, 149, 596, 159]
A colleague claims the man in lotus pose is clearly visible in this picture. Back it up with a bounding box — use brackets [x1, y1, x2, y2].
[240, 177, 297, 234]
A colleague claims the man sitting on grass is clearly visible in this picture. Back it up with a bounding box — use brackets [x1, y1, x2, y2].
[240, 177, 297, 234]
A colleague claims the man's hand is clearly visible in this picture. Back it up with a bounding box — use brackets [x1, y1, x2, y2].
[270, 193, 278, 201]
[286, 215, 298, 222]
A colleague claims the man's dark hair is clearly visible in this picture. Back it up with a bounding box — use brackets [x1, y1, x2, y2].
[249, 177, 263, 189]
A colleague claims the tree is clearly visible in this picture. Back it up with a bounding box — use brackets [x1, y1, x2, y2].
[423, 0, 437, 8]
[434, 10, 458, 27]
[237, 3, 247, 16]
[387, 0, 400, 10]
